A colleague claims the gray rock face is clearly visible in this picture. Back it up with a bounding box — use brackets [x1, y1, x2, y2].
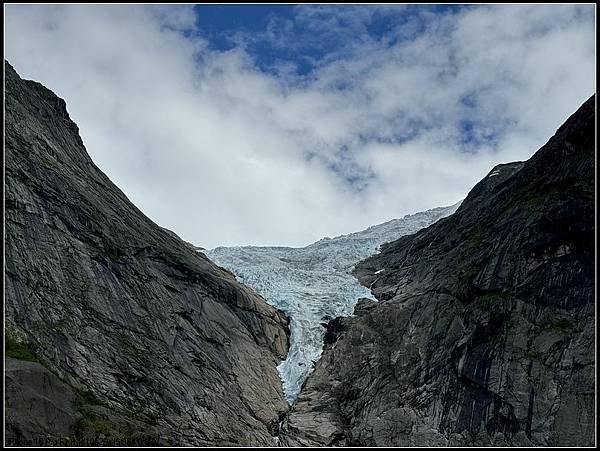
[4, 61, 290, 446]
[281, 95, 595, 446]
[5, 357, 163, 446]
[5, 358, 81, 444]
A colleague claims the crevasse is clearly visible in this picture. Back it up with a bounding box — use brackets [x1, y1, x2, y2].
[204, 203, 460, 403]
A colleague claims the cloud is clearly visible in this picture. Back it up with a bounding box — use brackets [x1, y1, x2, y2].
[4, 5, 595, 248]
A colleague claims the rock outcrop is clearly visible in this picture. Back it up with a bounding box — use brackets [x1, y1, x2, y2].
[4, 61, 290, 446]
[5, 357, 162, 446]
[281, 95, 595, 446]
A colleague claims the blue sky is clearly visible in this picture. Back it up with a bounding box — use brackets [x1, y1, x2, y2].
[5, 4, 596, 247]
[196, 4, 319, 76]
[191, 5, 468, 77]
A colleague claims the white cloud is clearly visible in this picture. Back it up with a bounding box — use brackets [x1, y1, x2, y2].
[4, 5, 595, 248]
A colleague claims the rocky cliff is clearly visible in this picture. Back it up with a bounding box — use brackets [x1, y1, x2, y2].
[281, 95, 595, 446]
[4, 61, 290, 446]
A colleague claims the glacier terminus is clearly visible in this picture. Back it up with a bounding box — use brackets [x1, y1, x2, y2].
[205, 203, 460, 403]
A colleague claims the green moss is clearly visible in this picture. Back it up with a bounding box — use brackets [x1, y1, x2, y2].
[77, 389, 106, 407]
[117, 336, 144, 360]
[543, 318, 574, 334]
[524, 350, 538, 359]
[464, 291, 509, 308]
[510, 191, 544, 210]
[5, 331, 39, 362]
[73, 410, 148, 445]
[77, 415, 113, 436]
[50, 318, 70, 335]
[468, 229, 487, 248]
[144, 411, 159, 427]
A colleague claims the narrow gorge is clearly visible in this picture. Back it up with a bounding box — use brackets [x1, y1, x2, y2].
[205, 203, 459, 403]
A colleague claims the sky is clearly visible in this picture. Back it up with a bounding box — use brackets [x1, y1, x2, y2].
[4, 4, 596, 248]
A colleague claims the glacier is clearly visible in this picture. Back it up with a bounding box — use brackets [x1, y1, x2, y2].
[204, 203, 460, 403]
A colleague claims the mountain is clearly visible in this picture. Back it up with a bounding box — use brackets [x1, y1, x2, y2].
[4, 61, 290, 446]
[280, 95, 595, 446]
[205, 204, 459, 403]
[4, 57, 594, 447]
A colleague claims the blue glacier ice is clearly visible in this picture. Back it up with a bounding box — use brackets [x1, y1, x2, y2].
[204, 203, 460, 403]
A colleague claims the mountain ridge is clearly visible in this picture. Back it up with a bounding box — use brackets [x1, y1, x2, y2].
[4, 60, 290, 446]
[280, 94, 595, 446]
[3, 58, 595, 447]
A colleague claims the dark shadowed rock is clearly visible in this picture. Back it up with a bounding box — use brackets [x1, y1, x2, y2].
[5, 358, 81, 444]
[5, 358, 163, 446]
[4, 61, 290, 446]
[281, 95, 595, 446]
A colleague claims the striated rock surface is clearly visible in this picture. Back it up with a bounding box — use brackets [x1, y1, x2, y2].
[4, 61, 290, 446]
[5, 357, 162, 446]
[281, 95, 595, 446]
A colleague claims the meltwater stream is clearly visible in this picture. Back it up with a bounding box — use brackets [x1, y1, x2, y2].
[204, 204, 459, 403]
